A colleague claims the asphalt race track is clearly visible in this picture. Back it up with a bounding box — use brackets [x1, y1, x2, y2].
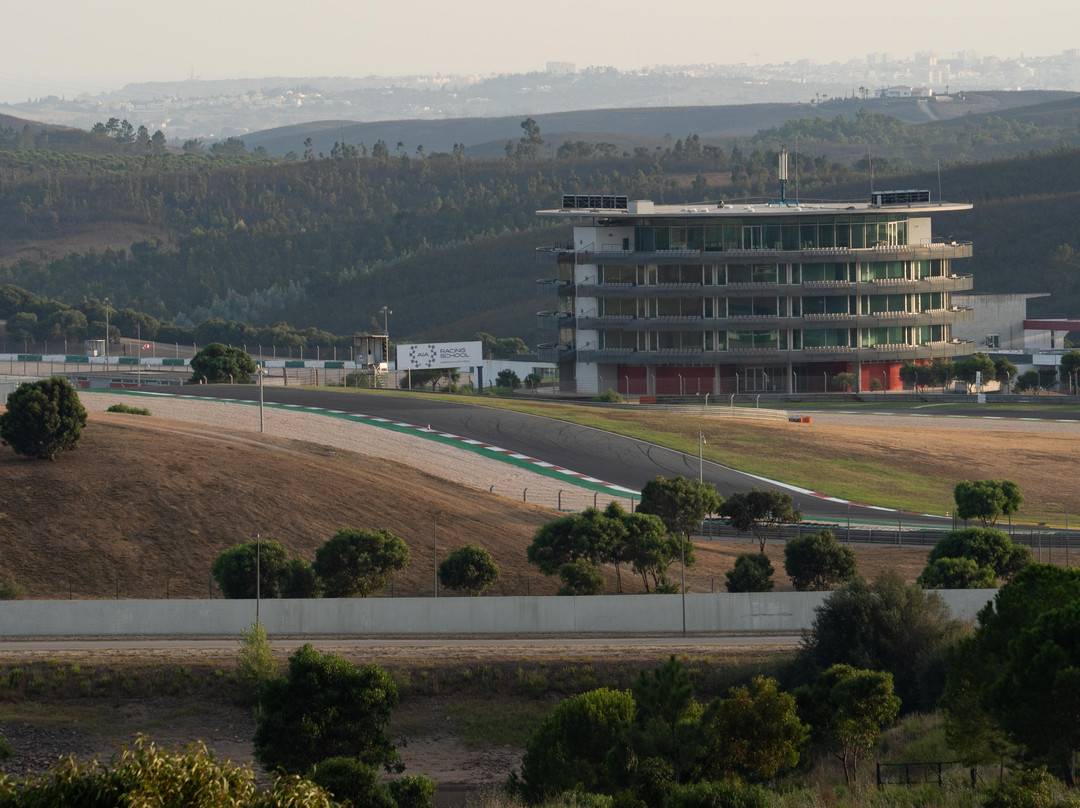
[186, 385, 948, 527]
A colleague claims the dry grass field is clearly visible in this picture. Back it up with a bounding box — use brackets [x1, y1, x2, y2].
[0, 410, 954, 600]
[0, 400, 1074, 793]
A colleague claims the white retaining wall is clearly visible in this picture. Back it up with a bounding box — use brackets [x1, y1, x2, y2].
[0, 590, 996, 637]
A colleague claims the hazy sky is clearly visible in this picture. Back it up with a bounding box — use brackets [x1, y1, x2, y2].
[1, 0, 1075, 103]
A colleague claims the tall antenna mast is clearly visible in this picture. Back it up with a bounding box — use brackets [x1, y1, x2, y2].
[937, 158, 942, 202]
[779, 146, 789, 204]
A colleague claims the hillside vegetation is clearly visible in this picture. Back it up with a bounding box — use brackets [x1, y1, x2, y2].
[0, 92, 1079, 344]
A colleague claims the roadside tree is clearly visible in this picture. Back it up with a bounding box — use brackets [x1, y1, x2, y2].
[1061, 349, 1080, 393]
[188, 342, 256, 384]
[918, 557, 998, 589]
[495, 369, 521, 389]
[954, 352, 996, 391]
[0, 377, 87, 460]
[798, 570, 967, 712]
[720, 488, 802, 553]
[918, 526, 1030, 588]
[942, 565, 1080, 782]
[212, 540, 321, 599]
[622, 511, 680, 593]
[254, 644, 402, 775]
[314, 528, 409, 598]
[994, 357, 1018, 389]
[783, 529, 856, 591]
[725, 553, 775, 593]
[508, 687, 635, 803]
[953, 480, 1024, 526]
[438, 544, 499, 596]
[701, 675, 808, 783]
[636, 476, 719, 583]
[798, 664, 900, 786]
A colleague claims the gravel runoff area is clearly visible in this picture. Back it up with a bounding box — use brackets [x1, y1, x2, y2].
[81, 391, 639, 515]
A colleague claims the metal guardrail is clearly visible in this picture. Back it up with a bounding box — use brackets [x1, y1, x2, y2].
[699, 519, 1080, 551]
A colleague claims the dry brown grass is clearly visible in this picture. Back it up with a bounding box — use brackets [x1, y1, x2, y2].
[0, 410, 942, 600]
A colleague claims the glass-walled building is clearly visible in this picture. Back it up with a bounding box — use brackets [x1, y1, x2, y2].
[536, 193, 974, 395]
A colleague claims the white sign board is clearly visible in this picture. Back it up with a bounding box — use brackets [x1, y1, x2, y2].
[396, 341, 483, 370]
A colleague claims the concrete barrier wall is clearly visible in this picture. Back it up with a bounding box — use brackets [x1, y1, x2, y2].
[0, 590, 996, 637]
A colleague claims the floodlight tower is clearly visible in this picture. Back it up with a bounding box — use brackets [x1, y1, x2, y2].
[779, 146, 789, 204]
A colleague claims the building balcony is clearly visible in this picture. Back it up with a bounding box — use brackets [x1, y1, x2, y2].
[574, 340, 974, 366]
[572, 308, 972, 332]
[536, 310, 574, 329]
[537, 343, 576, 362]
[571, 274, 973, 300]
[575, 242, 973, 266]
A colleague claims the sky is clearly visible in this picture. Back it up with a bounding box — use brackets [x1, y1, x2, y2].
[1, 0, 1076, 104]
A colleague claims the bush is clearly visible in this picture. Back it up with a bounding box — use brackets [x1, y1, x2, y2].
[106, 402, 151, 416]
[508, 688, 635, 803]
[0, 377, 87, 460]
[496, 369, 521, 390]
[797, 570, 968, 712]
[1, 738, 337, 807]
[662, 781, 771, 808]
[982, 767, 1063, 808]
[254, 644, 401, 775]
[188, 342, 256, 384]
[212, 540, 292, 599]
[236, 621, 276, 700]
[438, 544, 499, 596]
[725, 553, 774, 592]
[0, 578, 25, 600]
[557, 559, 605, 595]
[387, 775, 438, 808]
[313, 527, 410, 598]
[592, 389, 622, 403]
[919, 526, 1031, 588]
[918, 557, 998, 589]
[307, 757, 394, 808]
[783, 529, 857, 591]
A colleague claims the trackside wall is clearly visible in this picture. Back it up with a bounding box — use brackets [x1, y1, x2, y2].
[0, 591, 996, 637]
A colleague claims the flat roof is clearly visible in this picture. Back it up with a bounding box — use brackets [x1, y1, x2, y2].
[537, 199, 973, 219]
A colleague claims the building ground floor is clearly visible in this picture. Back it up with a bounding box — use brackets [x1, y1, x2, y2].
[566, 360, 909, 396]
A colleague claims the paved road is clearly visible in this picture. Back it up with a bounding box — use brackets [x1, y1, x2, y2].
[175, 385, 949, 527]
[0, 635, 801, 653]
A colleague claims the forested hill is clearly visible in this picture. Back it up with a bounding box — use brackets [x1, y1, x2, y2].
[1, 107, 1080, 345]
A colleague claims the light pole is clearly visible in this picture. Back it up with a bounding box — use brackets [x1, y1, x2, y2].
[698, 430, 705, 483]
[257, 364, 266, 433]
[432, 510, 442, 597]
[379, 305, 392, 337]
[255, 532, 261, 627]
[103, 297, 110, 369]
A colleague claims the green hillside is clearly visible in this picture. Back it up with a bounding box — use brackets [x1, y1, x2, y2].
[1, 95, 1080, 349]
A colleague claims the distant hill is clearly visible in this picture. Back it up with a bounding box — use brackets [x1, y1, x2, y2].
[243, 92, 1079, 159]
[2, 92, 1080, 346]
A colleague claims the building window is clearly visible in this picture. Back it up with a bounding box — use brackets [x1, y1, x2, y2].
[986, 334, 1000, 349]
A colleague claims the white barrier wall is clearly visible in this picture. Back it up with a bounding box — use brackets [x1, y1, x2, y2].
[0, 590, 996, 637]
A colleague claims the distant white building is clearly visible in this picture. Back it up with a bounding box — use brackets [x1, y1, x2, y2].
[546, 62, 576, 75]
[880, 85, 913, 98]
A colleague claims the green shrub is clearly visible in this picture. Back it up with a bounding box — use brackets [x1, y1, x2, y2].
[388, 775, 438, 808]
[662, 781, 771, 808]
[307, 757, 394, 808]
[592, 389, 622, 403]
[237, 622, 276, 701]
[982, 768, 1063, 808]
[725, 553, 774, 592]
[0, 578, 25, 600]
[106, 403, 151, 416]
